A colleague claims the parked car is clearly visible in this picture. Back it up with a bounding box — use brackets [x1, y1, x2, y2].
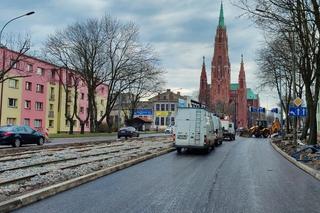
[118, 126, 139, 139]
[164, 126, 174, 134]
[0, 125, 45, 147]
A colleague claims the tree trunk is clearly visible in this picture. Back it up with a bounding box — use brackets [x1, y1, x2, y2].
[80, 122, 85, 134]
[68, 120, 74, 135]
[307, 103, 317, 145]
[106, 114, 113, 133]
[301, 113, 310, 140]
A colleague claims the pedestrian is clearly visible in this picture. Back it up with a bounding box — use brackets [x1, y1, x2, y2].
[45, 128, 51, 143]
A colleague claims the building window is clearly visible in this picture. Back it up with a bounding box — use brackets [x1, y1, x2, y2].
[36, 84, 44, 93]
[27, 64, 33, 72]
[8, 98, 17, 108]
[101, 99, 104, 105]
[155, 117, 160, 125]
[9, 79, 18, 89]
[50, 69, 56, 80]
[163, 96, 167, 100]
[166, 104, 169, 111]
[171, 104, 175, 111]
[7, 118, 16, 125]
[50, 104, 54, 111]
[171, 117, 175, 125]
[36, 67, 44, 76]
[35, 102, 43, 111]
[80, 107, 84, 113]
[161, 104, 165, 111]
[24, 118, 30, 126]
[49, 120, 54, 128]
[34, 119, 42, 128]
[24, 100, 31, 109]
[160, 117, 165, 126]
[10, 60, 18, 69]
[25, 82, 32, 91]
[81, 93, 84, 100]
[166, 117, 170, 125]
[156, 104, 160, 111]
[100, 111, 104, 117]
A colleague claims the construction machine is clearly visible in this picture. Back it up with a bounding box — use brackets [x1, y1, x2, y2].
[249, 120, 270, 138]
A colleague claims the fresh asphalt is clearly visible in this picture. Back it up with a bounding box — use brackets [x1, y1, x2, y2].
[14, 137, 320, 213]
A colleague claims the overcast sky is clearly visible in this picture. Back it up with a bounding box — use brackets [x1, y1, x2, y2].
[0, 0, 278, 109]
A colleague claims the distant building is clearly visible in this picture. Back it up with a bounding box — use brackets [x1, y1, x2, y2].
[148, 89, 187, 130]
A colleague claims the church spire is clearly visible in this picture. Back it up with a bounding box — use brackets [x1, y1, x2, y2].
[219, 1, 225, 28]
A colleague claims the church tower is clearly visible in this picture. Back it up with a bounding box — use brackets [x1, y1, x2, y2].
[237, 55, 248, 128]
[210, 2, 231, 113]
[199, 56, 209, 106]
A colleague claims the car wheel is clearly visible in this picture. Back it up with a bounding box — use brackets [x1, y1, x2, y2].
[137, 133, 139, 137]
[38, 137, 44, 146]
[12, 138, 21, 147]
[176, 147, 182, 154]
[118, 135, 121, 139]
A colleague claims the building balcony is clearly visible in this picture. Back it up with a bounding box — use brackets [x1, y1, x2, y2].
[48, 111, 54, 118]
[49, 95, 55, 101]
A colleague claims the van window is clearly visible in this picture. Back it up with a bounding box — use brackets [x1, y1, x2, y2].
[229, 124, 232, 128]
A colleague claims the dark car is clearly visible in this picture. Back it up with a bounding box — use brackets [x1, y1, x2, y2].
[118, 126, 139, 139]
[0, 125, 45, 147]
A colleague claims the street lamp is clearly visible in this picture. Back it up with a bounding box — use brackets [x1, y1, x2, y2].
[0, 11, 35, 125]
[0, 11, 35, 46]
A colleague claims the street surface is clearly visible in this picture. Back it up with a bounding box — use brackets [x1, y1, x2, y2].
[15, 137, 320, 213]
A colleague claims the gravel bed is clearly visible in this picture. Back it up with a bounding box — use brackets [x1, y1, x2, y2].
[0, 138, 172, 202]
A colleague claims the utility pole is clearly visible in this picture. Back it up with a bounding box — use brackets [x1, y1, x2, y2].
[292, 31, 297, 145]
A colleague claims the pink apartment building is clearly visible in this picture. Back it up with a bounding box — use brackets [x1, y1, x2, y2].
[0, 47, 108, 133]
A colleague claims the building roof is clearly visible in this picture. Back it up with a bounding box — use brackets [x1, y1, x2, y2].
[230, 83, 239, 91]
[219, 2, 225, 28]
[247, 88, 258, 100]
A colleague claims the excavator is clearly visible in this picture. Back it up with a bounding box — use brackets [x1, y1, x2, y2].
[240, 118, 281, 138]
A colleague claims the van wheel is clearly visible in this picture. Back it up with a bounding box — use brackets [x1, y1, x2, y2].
[205, 147, 210, 154]
[176, 148, 182, 154]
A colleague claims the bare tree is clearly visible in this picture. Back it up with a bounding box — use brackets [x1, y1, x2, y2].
[237, 0, 320, 144]
[124, 57, 164, 120]
[44, 18, 107, 133]
[97, 17, 161, 132]
[0, 36, 31, 82]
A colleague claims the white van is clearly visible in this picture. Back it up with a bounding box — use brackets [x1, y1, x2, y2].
[221, 120, 235, 141]
[174, 108, 216, 153]
[211, 115, 223, 145]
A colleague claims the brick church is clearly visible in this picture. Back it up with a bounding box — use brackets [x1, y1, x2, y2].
[198, 2, 259, 128]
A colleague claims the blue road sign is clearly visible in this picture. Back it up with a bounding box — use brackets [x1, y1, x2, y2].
[289, 107, 307, 117]
[134, 109, 153, 116]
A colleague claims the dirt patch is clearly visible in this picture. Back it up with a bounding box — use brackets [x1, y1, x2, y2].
[272, 139, 320, 171]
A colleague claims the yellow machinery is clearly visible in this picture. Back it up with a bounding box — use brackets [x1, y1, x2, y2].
[249, 120, 270, 138]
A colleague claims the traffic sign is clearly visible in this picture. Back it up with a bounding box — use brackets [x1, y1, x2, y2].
[271, 108, 278, 113]
[293, 97, 303, 107]
[289, 106, 307, 117]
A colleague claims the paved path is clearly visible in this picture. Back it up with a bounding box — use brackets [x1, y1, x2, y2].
[15, 137, 320, 213]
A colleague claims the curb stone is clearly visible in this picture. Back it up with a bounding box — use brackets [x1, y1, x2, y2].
[0, 147, 175, 213]
[270, 141, 320, 181]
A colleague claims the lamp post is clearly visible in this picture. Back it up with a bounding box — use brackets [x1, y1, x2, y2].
[0, 11, 35, 125]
